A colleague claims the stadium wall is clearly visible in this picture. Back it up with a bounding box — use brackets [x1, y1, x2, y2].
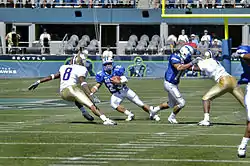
[1, 8, 250, 24]
[0, 55, 243, 79]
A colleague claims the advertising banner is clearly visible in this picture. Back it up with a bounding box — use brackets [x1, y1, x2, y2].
[0, 55, 244, 79]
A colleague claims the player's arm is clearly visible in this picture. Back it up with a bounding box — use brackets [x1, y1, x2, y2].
[241, 54, 250, 61]
[173, 63, 193, 71]
[91, 83, 102, 94]
[28, 73, 60, 90]
[78, 76, 92, 97]
[188, 64, 201, 71]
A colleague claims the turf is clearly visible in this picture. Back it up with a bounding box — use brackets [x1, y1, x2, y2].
[0, 78, 249, 166]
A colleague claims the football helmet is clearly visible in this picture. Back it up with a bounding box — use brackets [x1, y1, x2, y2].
[72, 53, 87, 66]
[204, 50, 213, 59]
[236, 45, 250, 54]
[102, 56, 113, 73]
[179, 45, 194, 60]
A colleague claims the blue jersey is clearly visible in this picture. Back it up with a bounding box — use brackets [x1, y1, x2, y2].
[96, 65, 127, 93]
[237, 45, 250, 84]
[165, 53, 189, 85]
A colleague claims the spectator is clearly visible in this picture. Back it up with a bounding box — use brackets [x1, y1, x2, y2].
[210, 38, 222, 56]
[197, 37, 209, 55]
[102, 45, 113, 59]
[177, 29, 189, 43]
[186, 38, 197, 49]
[190, 34, 199, 45]
[5, 27, 21, 54]
[40, 28, 51, 54]
[201, 29, 211, 44]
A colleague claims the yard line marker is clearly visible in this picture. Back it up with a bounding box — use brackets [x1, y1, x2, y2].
[0, 130, 244, 136]
[60, 161, 108, 164]
[83, 154, 129, 157]
[49, 164, 99, 166]
[95, 152, 137, 155]
[103, 149, 146, 152]
[138, 139, 177, 142]
[0, 142, 240, 148]
[0, 157, 250, 163]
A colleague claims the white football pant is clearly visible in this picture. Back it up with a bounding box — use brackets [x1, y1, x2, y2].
[110, 87, 144, 109]
[245, 83, 250, 121]
[164, 81, 185, 108]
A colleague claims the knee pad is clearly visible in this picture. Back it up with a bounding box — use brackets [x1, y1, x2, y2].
[177, 98, 185, 109]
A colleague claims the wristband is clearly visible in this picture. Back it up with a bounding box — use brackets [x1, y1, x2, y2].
[90, 92, 94, 96]
[50, 74, 55, 80]
[37, 80, 41, 84]
[191, 65, 194, 72]
[81, 82, 87, 86]
[93, 86, 98, 91]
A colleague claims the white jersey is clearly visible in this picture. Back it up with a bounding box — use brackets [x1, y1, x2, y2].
[197, 58, 229, 82]
[59, 64, 88, 92]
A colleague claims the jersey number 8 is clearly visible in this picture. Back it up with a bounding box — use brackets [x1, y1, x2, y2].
[63, 67, 72, 80]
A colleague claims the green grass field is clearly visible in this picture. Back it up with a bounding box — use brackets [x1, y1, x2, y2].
[0, 78, 249, 166]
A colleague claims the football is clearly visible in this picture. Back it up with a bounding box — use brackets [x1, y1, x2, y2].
[110, 76, 121, 84]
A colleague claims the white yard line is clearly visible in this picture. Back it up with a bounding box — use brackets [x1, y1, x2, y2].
[103, 149, 146, 152]
[0, 130, 243, 136]
[83, 154, 129, 157]
[0, 156, 250, 163]
[60, 161, 108, 164]
[49, 165, 99, 166]
[95, 152, 137, 155]
[0, 142, 237, 148]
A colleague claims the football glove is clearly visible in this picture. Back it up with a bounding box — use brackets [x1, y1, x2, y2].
[190, 57, 203, 65]
[231, 52, 244, 58]
[28, 80, 40, 90]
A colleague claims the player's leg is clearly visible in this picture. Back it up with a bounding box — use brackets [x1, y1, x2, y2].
[61, 85, 116, 125]
[125, 88, 160, 121]
[238, 84, 250, 158]
[110, 94, 135, 121]
[164, 81, 185, 124]
[74, 101, 94, 121]
[199, 80, 229, 126]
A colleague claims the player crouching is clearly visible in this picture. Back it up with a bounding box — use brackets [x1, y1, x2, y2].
[91, 57, 160, 121]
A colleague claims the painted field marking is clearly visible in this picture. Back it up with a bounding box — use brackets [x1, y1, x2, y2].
[0, 156, 250, 163]
[60, 161, 108, 164]
[103, 149, 146, 152]
[95, 152, 137, 155]
[138, 139, 177, 142]
[83, 154, 129, 157]
[0, 142, 237, 148]
[0, 130, 243, 136]
[49, 164, 99, 166]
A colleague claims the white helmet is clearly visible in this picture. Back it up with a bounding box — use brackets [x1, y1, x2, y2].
[179, 45, 194, 60]
[102, 56, 113, 65]
[204, 50, 213, 59]
[72, 53, 87, 66]
[102, 56, 113, 72]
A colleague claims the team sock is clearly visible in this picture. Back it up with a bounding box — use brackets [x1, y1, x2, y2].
[240, 137, 250, 148]
[204, 113, 210, 121]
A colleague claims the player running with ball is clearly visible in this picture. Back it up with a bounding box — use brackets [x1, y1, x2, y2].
[91, 57, 160, 121]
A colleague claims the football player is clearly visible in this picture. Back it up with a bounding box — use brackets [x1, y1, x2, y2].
[91, 57, 160, 121]
[191, 50, 245, 126]
[28, 53, 116, 125]
[231, 45, 250, 158]
[147, 45, 200, 124]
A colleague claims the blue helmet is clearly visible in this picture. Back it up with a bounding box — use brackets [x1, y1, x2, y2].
[236, 45, 250, 54]
[102, 56, 113, 73]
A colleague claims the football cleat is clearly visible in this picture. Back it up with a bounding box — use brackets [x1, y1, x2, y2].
[238, 146, 247, 158]
[125, 114, 135, 121]
[82, 112, 94, 121]
[103, 118, 117, 125]
[149, 106, 160, 121]
[168, 116, 178, 124]
[198, 120, 210, 126]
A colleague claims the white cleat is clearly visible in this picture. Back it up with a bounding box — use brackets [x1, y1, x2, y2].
[149, 106, 160, 121]
[238, 146, 247, 158]
[168, 116, 178, 124]
[198, 120, 210, 126]
[125, 114, 135, 121]
[103, 118, 117, 125]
